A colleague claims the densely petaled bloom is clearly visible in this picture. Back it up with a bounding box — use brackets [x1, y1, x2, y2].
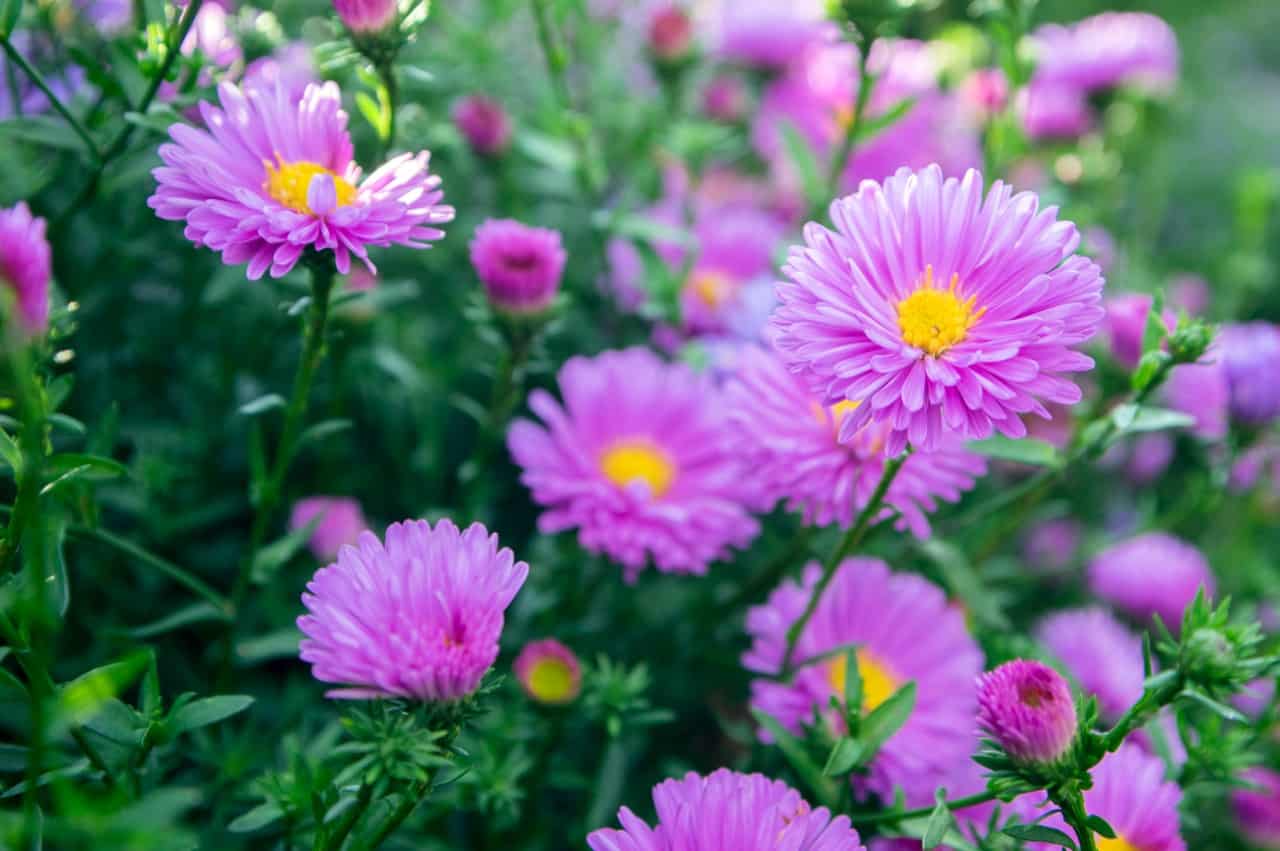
[588, 768, 865, 851]
[1088, 532, 1215, 628]
[0, 203, 52, 335]
[724, 345, 986, 537]
[297, 519, 528, 700]
[977, 659, 1078, 765]
[333, 0, 397, 33]
[453, 95, 513, 156]
[1031, 12, 1179, 94]
[1036, 607, 1142, 723]
[772, 165, 1105, 456]
[470, 219, 566, 315]
[289, 496, 369, 562]
[1219, 322, 1280, 425]
[1036, 744, 1185, 851]
[744, 559, 982, 807]
[150, 81, 453, 280]
[514, 639, 582, 705]
[508, 348, 759, 579]
[1234, 768, 1280, 849]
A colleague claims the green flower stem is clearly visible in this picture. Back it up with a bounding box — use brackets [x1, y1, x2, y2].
[530, 0, 603, 200]
[780, 449, 911, 677]
[848, 790, 999, 825]
[1, 345, 46, 574]
[320, 782, 375, 851]
[358, 781, 429, 850]
[817, 44, 874, 220]
[1097, 671, 1184, 755]
[72, 524, 230, 613]
[462, 323, 537, 489]
[1054, 787, 1099, 851]
[0, 36, 102, 162]
[376, 60, 398, 160]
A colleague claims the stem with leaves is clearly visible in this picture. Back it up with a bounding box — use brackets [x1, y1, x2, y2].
[320, 782, 375, 851]
[817, 43, 874, 219]
[357, 781, 429, 850]
[1054, 788, 1099, 851]
[848, 790, 998, 826]
[779, 449, 910, 676]
[376, 60, 398, 160]
[0, 36, 102, 162]
[529, 0, 602, 201]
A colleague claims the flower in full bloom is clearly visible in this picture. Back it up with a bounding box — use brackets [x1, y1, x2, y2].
[772, 165, 1105, 456]
[333, 0, 398, 33]
[1234, 768, 1280, 849]
[724, 345, 986, 537]
[744, 558, 982, 807]
[470, 219, 566, 315]
[1036, 608, 1142, 724]
[149, 81, 453, 280]
[1088, 532, 1215, 629]
[1219, 322, 1280, 425]
[1030, 13, 1179, 95]
[588, 768, 865, 851]
[1036, 744, 1185, 851]
[289, 497, 369, 562]
[509, 348, 758, 579]
[0, 203, 51, 335]
[514, 639, 582, 705]
[453, 95, 513, 156]
[297, 519, 528, 700]
[977, 659, 1078, 766]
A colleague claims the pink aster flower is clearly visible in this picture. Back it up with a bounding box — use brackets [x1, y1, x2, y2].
[453, 95, 513, 156]
[0, 202, 52, 335]
[772, 165, 1105, 456]
[959, 68, 1009, 122]
[470, 219, 566, 315]
[333, 0, 397, 34]
[297, 518, 528, 701]
[242, 42, 317, 104]
[1235, 768, 1280, 849]
[702, 74, 747, 122]
[744, 558, 982, 807]
[978, 659, 1078, 766]
[1036, 607, 1142, 723]
[514, 639, 582, 705]
[508, 347, 759, 580]
[289, 496, 369, 562]
[1035, 744, 1185, 851]
[1022, 518, 1081, 573]
[1220, 322, 1280, 425]
[1031, 12, 1179, 95]
[712, 0, 834, 70]
[1088, 532, 1215, 629]
[1019, 81, 1093, 140]
[1105, 292, 1170, 370]
[1163, 352, 1230, 441]
[588, 768, 864, 851]
[647, 5, 694, 62]
[724, 345, 986, 537]
[149, 80, 453, 280]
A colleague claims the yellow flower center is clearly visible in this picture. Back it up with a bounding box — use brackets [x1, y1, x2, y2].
[264, 157, 357, 215]
[601, 441, 676, 497]
[686, 269, 734, 309]
[1097, 835, 1140, 851]
[827, 648, 900, 714]
[526, 657, 577, 704]
[897, 265, 984, 357]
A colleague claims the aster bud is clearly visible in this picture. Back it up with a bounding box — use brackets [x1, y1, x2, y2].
[1167, 315, 1214, 366]
[1169, 592, 1277, 694]
[333, 0, 398, 34]
[647, 5, 693, 63]
[452, 95, 513, 157]
[514, 639, 582, 705]
[978, 660, 1079, 767]
[469, 219, 566, 318]
[1181, 628, 1235, 684]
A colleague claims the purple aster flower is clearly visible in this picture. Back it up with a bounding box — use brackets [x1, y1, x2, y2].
[1034, 744, 1185, 851]
[334, 0, 398, 33]
[978, 659, 1078, 766]
[724, 345, 986, 537]
[772, 165, 1105, 456]
[76, 0, 132, 31]
[1018, 81, 1092, 140]
[1234, 678, 1276, 721]
[744, 558, 982, 807]
[712, 0, 834, 70]
[242, 42, 317, 104]
[1235, 768, 1280, 849]
[1168, 274, 1209, 316]
[702, 74, 747, 122]
[1163, 352, 1230, 441]
[453, 95, 513, 157]
[1088, 532, 1215, 629]
[1219, 322, 1280, 425]
[1124, 432, 1175, 484]
[297, 518, 528, 701]
[0, 202, 52, 335]
[588, 768, 865, 851]
[150, 80, 453, 279]
[513, 639, 582, 705]
[508, 347, 759, 580]
[1036, 607, 1142, 723]
[1031, 13, 1178, 95]
[1231, 441, 1280, 493]
[289, 496, 368, 562]
[1022, 518, 1081, 573]
[1105, 292, 1169, 370]
[470, 219, 566, 315]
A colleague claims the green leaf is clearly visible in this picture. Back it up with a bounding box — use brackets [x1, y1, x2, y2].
[751, 710, 839, 808]
[23, 514, 69, 617]
[1086, 815, 1117, 839]
[842, 646, 862, 726]
[127, 601, 228, 639]
[48, 413, 86, 435]
[923, 789, 955, 850]
[1110, 404, 1195, 435]
[250, 518, 318, 585]
[236, 627, 302, 665]
[166, 695, 254, 737]
[822, 737, 862, 777]
[1131, 350, 1171, 392]
[0, 0, 23, 39]
[0, 116, 87, 152]
[238, 394, 286, 417]
[1141, 290, 1168, 354]
[228, 802, 285, 833]
[0, 743, 28, 772]
[855, 96, 916, 143]
[861, 681, 917, 755]
[1003, 824, 1078, 849]
[58, 651, 150, 726]
[967, 435, 1061, 467]
[45, 453, 128, 481]
[1178, 688, 1247, 724]
[296, 419, 352, 451]
[778, 122, 824, 210]
[0, 428, 20, 473]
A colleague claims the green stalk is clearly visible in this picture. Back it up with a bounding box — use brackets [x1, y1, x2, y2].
[320, 782, 375, 851]
[1054, 788, 1099, 851]
[358, 782, 428, 850]
[376, 60, 398, 160]
[849, 790, 998, 825]
[816, 44, 874, 219]
[0, 37, 102, 162]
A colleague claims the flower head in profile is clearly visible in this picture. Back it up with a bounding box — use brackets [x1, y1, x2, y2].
[744, 558, 982, 807]
[508, 348, 759, 580]
[1031, 12, 1179, 94]
[712, 0, 833, 69]
[1088, 532, 1215, 629]
[289, 497, 369, 562]
[772, 166, 1104, 456]
[150, 81, 453, 280]
[1036, 608, 1143, 724]
[514, 639, 582, 706]
[977, 659, 1078, 766]
[0, 202, 51, 335]
[453, 95, 513, 156]
[1234, 767, 1280, 849]
[588, 768, 865, 851]
[724, 345, 986, 537]
[333, 0, 398, 34]
[470, 219, 566, 315]
[298, 519, 528, 701]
